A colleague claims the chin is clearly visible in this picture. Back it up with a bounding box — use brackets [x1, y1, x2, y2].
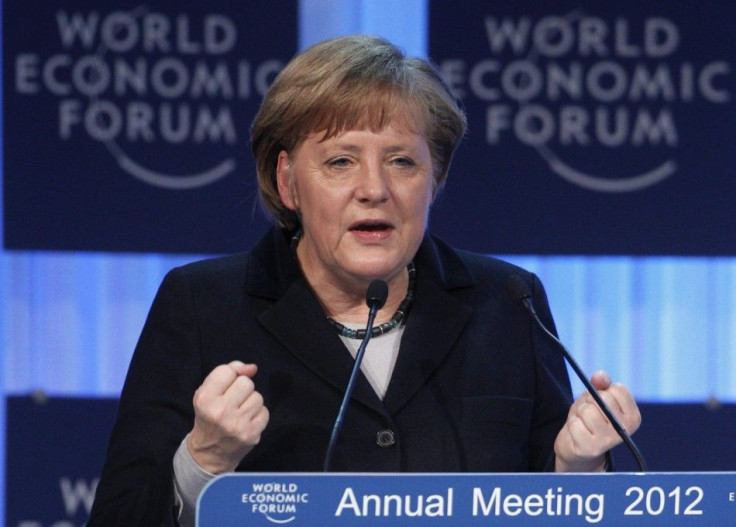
[339, 245, 411, 279]
[348, 260, 404, 282]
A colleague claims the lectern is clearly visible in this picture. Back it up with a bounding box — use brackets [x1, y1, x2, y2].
[197, 472, 736, 525]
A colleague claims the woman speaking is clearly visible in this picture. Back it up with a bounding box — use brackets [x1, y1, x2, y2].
[90, 35, 640, 526]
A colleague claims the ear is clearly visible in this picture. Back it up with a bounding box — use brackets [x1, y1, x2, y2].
[276, 150, 299, 211]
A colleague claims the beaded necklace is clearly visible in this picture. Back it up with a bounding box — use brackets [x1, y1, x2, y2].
[327, 262, 415, 339]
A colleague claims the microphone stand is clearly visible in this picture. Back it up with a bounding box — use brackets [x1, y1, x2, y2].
[323, 280, 387, 472]
[508, 275, 647, 472]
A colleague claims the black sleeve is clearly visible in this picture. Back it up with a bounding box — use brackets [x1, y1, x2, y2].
[89, 268, 204, 526]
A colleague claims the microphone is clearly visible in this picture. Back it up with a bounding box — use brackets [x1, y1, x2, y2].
[506, 275, 647, 472]
[323, 279, 389, 471]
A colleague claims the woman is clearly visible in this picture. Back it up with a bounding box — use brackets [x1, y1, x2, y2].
[90, 35, 640, 526]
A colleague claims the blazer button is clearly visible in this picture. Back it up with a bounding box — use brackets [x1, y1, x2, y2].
[376, 429, 396, 448]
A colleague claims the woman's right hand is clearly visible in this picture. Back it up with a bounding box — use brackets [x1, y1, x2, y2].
[187, 361, 270, 474]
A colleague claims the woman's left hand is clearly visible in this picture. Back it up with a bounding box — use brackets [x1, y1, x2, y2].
[554, 370, 641, 472]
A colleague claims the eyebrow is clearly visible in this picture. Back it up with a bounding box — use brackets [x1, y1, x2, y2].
[320, 142, 418, 155]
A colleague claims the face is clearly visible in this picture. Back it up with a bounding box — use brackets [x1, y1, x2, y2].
[276, 118, 435, 293]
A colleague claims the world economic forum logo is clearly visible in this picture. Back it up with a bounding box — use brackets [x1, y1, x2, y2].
[441, 10, 732, 193]
[12, 6, 284, 190]
[242, 482, 309, 524]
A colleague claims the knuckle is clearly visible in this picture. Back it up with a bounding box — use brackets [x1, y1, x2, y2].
[208, 404, 228, 423]
[251, 391, 264, 407]
[193, 391, 213, 412]
[234, 375, 255, 391]
[211, 364, 230, 379]
[579, 403, 603, 423]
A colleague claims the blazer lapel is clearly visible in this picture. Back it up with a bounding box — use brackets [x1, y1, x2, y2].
[257, 278, 386, 415]
[382, 234, 475, 415]
[382, 276, 472, 414]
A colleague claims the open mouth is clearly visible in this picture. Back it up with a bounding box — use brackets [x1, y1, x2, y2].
[350, 221, 392, 232]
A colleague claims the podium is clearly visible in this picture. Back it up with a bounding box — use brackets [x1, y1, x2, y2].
[197, 472, 736, 525]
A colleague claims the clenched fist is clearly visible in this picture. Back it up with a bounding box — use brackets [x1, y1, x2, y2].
[555, 370, 641, 472]
[187, 361, 270, 474]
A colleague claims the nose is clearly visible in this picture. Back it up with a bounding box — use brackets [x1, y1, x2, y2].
[355, 162, 390, 204]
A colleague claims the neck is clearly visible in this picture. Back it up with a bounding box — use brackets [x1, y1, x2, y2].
[289, 230, 412, 324]
[309, 265, 409, 325]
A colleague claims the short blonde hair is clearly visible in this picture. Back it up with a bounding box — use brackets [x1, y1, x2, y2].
[251, 35, 467, 230]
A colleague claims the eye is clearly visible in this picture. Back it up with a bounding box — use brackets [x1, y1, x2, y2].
[391, 156, 416, 168]
[327, 156, 353, 168]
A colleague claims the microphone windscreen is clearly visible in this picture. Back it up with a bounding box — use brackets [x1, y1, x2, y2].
[506, 274, 532, 303]
[366, 280, 389, 309]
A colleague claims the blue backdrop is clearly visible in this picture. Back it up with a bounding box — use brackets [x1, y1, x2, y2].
[428, 1, 736, 255]
[2, 0, 736, 523]
[3, 0, 295, 253]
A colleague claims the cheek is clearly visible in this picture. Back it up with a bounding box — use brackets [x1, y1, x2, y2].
[299, 189, 345, 226]
[407, 183, 434, 215]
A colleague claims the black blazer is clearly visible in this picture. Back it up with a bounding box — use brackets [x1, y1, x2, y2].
[90, 227, 572, 525]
